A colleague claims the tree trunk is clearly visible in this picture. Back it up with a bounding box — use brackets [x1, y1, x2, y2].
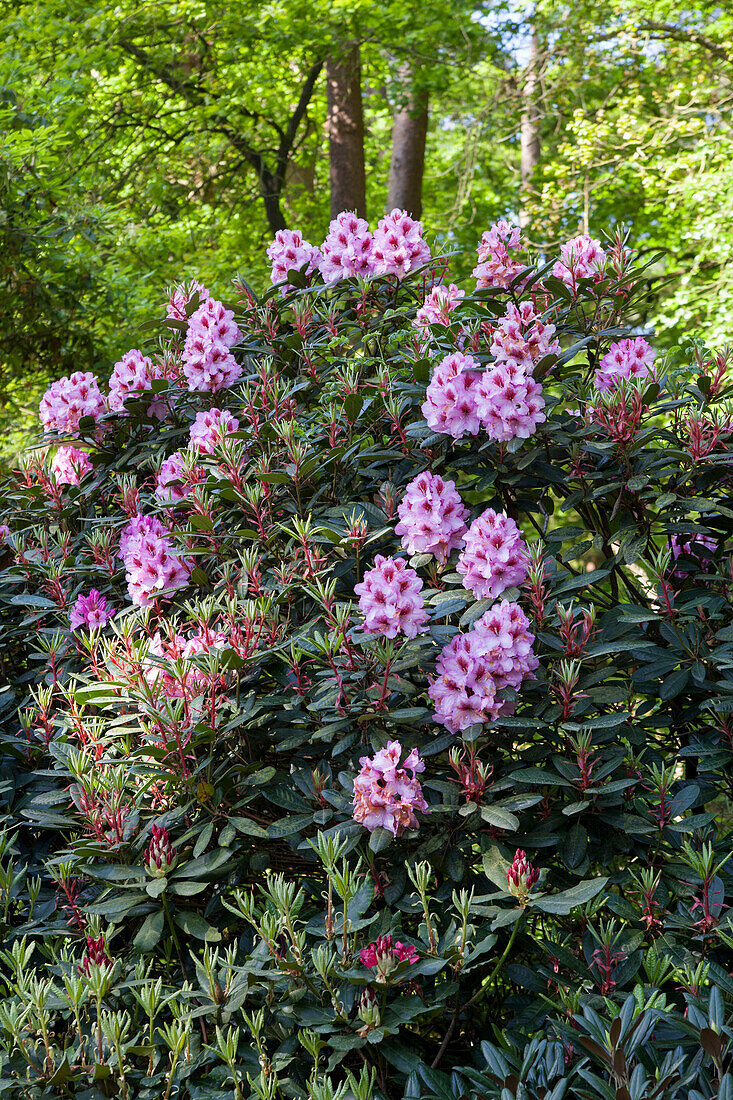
[386, 64, 428, 218]
[519, 28, 541, 229]
[326, 44, 367, 218]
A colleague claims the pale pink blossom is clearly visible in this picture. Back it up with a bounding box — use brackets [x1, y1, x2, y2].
[473, 220, 526, 289]
[395, 471, 467, 562]
[188, 408, 240, 454]
[421, 351, 483, 438]
[187, 298, 241, 348]
[167, 280, 210, 321]
[267, 229, 321, 292]
[354, 555, 428, 639]
[457, 510, 529, 599]
[118, 514, 190, 607]
[353, 741, 428, 836]
[491, 302, 560, 366]
[182, 332, 242, 392]
[39, 372, 106, 435]
[108, 349, 166, 419]
[155, 452, 191, 503]
[475, 360, 546, 441]
[372, 208, 431, 279]
[319, 212, 375, 283]
[594, 338, 656, 392]
[51, 446, 93, 486]
[552, 234, 606, 288]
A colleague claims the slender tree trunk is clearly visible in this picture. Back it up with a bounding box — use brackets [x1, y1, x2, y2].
[386, 63, 428, 218]
[326, 44, 367, 218]
[519, 28, 541, 229]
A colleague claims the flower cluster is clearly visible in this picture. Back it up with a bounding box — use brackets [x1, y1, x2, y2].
[167, 279, 210, 321]
[142, 628, 228, 699]
[506, 849, 539, 903]
[52, 446, 93, 486]
[594, 337, 656, 392]
[457, 509, 529, 599]
[69, 589, 116, 631]
[491, 302, 560, 366]
[80, 936, 112, 976]
[319, 212, 375, 283]
[108, 349, 165, 418]
[39, 372, 106, 435]
[429, 601, 537, 733]
[473, 220, 525, 289]
[267, 229, 322, 293]
[355, 555, 428, 638]
[395, 471, 468, 563]
[414, 284, 465, 335]
[352, 741, 428, 836]
[669, 532, 717, 578]
[182, 298, 242, 392]
[422, 352, 483, 438]
[360, 934, 419, 980]
[475, 360, 546, 441]
[155, 453, 192, 503]
[371, 208, 431, 279]
[552, 234, 606, 288]
[118, 514, 190, 608]
[145, 824, 177, 877]
[189, 407, 240, 454]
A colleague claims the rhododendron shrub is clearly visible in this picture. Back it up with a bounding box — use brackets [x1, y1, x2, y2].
[1, 221, 733, 1100]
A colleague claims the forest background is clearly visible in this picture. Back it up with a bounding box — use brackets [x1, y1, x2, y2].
[1, 0, 731, 464]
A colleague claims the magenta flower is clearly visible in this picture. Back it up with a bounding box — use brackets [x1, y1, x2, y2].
[69, 589, 116, 632]
[145, 824, 177, 877]
[353, 741, 428, 836]
[372, 208, 431, 279]
[354, 555, 428, 639]
[118, 514, 190, 607]
[475, 360, 546, 442]
[594, 337, 656, 392]
[421, 351, 483, 439]
[155, 452, 191, 503]
[51, 445, 93, 487]
[395, 471, 468, 563]
[669, 533, 717, 579]
[167, 279, 210, 321]
[319, 211, 375, 283]
[80, 936, 112, 976]
[360, 933, 419, 980]
[182, 332, 242, 393]
[552, 234, 606, 288]
[188, 408, 240, 454]
[267, 229, 321, 292]
[457, 509, 529, 599]
[506, 849, 539, 902]
[118, 514, 168, 562]
[39, 372, 106, 435]
[108, 349, 165, 419]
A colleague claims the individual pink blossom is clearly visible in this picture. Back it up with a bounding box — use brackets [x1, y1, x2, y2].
[594, 338, 656, 392]
[414, 284, 465, 345]
[69, 589, 116, 631]
[267, 229, 321, 292]
[421, 351, 483, 439]
[371, 208, 431, 279]
[182, 331, 242, 392]
[360, 934, 419, 980]
[188, 408, 240, 454]
[155, 452, 191, 503]
[39, 372, 106, 435]
[51, 446, 93, 486]
[552, 234, 606, 288]
[352, 741, 428, 836]
[319, 211, 375, 283]
[669, 533, 717, 578]
[457, 509, 529, 599]
[475, 361, 546, 441]
[167, 279, 210, 321]
[187, 298, 241, 348]
[429, 601, 537, 733]
[108, 349, 166, 418]
[506, 849, 539, 902]
[473, 220, 526, 289]
[118, 514, 190, 607]
[491, 302, 560, 367]
[354, 555, 428, 639]
[395, 471, 468, 563]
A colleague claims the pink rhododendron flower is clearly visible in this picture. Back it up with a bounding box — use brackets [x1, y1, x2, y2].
[145, 824, 177, 877]
[371, 208, 431, 279]
[142, 628, 228, 698]
[51, 446, 93, 486]
[182, 332, 242, 393]
[0, 524, 10, 544]
[267, 229, 321, 292]
[475, 360, 546, 441]
[69, 589, 116, 631]
[39, 372, 106, 435]
[352, 741, 428, 836]
[669, 533, 717, 578]
[188, 408, 240, 454]
[118, 514, 190, 607]
[108, 349, 166, 419]
[457, 509, 529, 598]
[473, 220, 526, 289]
[167, 279, 210, 321]
[155, 452, 191, 503]
[354, 555, 428, 639]
[319, 211, 375, 283]
[478, 220, 522, 258]
[414, 284, 465, 334]
[506, 849, 539, 902]
[594, 337, 656, 392]
[360, 934, 419, 980]
[429, 601, 537, 733]
[552, 234, 606, 288]
[421, 351, 483, 438]
[491, 302, 560, 367]
[187, 298, 241, 348]
[395, 471, 468, 562]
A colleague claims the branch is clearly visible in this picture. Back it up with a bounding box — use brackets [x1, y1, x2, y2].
[639, 21, 732, 63]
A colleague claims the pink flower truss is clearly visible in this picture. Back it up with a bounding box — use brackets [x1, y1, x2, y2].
[429, 601, 537, 733]
[354, 555, 428, 639]
[352, 741, 428, 836]
[457, 509, 529, 598]
[491, 302, 560, 367]
[395, 471, 468, 563]
[108, 349, 165, 419]
[594, 338, 656, 392]
[421, 352, 483, 439]
[414, 284, 465, 334]
[182, 332, 242, 393]
[188, 408, 240, 454]
[155, 452, 191, 503]
[51, 445, 92, 486]
[371, 208, 431, 279]
[360, 934, 419, 972]
[118, 515, 190, 607]
[267, 229, 321, 292]
[506, 848, 539, 901]
[167, 280, 210, 321]
[473, 220, 526, 289]
[319, 211, 375, 283]
[475, 360, 546, 442]
[69, 589, 116, 631]
[552, 234, 606, 288]
[39, 372, 106, 435]
[187, 298, 241, 348]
